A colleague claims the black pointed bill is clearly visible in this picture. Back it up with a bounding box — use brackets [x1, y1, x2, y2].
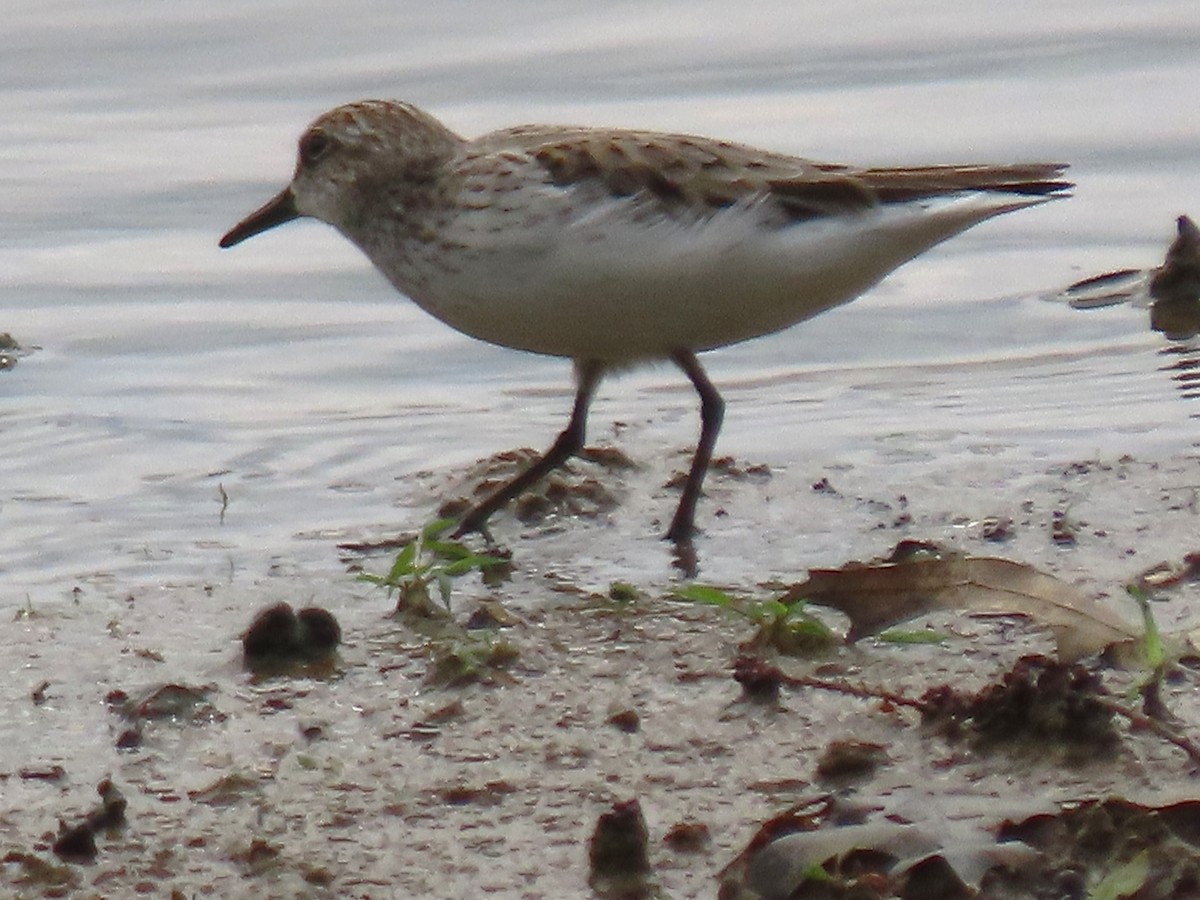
[219, 188, 300, 248]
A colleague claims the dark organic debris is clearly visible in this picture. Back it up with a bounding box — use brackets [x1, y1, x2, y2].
[766, 653, 1200, 770]
[241, 602, 341, 673]
[902, 855, 972, 900]
[189, 773, 260, 807]
[815, 740, 890, 785]
[990, 798, 1200, 898]
[302, 865, 335, 886]
[336, 533, 415, 554]
[1149, 214, 1200, 305]
[733, 655, 784, 703]
[464, 599, 521, 630]
[921, 654, 1118, 761]
[589, 798, 653, 895]
[50, 823, 95, 864]
[607, 708, 641, 733]
[1059, 267, 1144, 309]
[1134, 551, 1200, 593]
[19, 765, 66, 783]
[979, 516, 1013, 542]
[412, 698, 465, 730]
[107, 683, 220, 725]
[425, 637, 520, 687]
[708, 455, 772, 480]
[811, 476, 837, 494]
[436, 779, 518, 807]
[1, 851, 77, 891]
[232, 838, 282, 876]
[1050, 509, 1077, 546]
[663, 820, 711, 854]
[1149, 295, 1200, 340]
[51, 780, 127, 863]
[89, 780, 127, 830]
[515, 474, 618, 524]
[579, 445, 639, 470]
[439, 446, 626, 527]
[1055, 214, 1200, 339]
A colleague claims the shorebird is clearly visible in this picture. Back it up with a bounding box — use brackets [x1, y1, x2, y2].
[220, 100, 1070, 546]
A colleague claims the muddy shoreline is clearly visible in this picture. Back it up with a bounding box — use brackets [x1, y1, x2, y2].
[4, 448, 1200, 897]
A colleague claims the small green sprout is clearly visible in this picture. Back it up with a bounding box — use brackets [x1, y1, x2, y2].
[673, 585, 837, 655]
[1125, 583, 1172, 717]
[1126, 583, 1165, 671]
[359, 518, 511, 614]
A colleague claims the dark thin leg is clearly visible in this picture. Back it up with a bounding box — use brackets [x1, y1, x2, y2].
[665, 349, 725, 544]
[453, 360, 605, 540]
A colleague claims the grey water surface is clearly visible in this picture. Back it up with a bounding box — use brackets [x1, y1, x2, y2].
[3, 0, 1198, 600]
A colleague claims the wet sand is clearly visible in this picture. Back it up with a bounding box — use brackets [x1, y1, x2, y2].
[4, 446, 1200, 897]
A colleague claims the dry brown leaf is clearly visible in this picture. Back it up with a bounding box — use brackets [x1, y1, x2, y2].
[785, 553, 1140, 662]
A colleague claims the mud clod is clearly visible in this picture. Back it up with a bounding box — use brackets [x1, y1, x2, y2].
[921, 654, 1118, 761]
[589, 798, 652, 885]
[241, 602, 341, 673]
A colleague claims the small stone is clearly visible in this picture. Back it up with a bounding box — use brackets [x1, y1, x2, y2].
[607, 708, 640, 733]
[663, 820, 711, 853]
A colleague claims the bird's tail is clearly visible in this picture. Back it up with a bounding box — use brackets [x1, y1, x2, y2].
[850, 162, 1072, 203]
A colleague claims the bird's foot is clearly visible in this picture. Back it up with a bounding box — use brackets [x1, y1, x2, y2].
[663, 509, 700, 546]
[663, 519, 700, 578]
[669, 535, 699, 579]
[451, 509, 495, 545]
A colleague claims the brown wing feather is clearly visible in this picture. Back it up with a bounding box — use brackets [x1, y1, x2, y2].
[515, 129, 877, 221]
[485, 125, 1070, 224]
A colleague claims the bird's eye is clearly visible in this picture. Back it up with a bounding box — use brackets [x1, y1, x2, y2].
[299, 131, 332, 166]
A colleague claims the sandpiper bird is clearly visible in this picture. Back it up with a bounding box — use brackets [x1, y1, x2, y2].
[220, 100, 1070, 545]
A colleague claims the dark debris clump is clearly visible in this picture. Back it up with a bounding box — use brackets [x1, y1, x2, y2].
[588, 798, 655, 898]
[988, 798, 1200, 899]
[732, 655, 784, 703]
[241, 602, 341, 676]
[920, 654, 1119, 762]
[51, 779, 127, 863]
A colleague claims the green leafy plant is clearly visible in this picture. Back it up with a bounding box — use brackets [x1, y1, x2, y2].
[1126, 584, 1165, 671]
[673, 585, 837, 655]
[1088, 849, 1150, 900]
[1125, 583, 1172, 718]
[359, 518, 511, 614]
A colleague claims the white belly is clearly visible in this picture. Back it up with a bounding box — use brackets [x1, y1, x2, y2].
[375, 192, 1045, 363]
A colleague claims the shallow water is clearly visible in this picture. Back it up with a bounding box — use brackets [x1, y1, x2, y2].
[3, 0, 1199, 599]
[6, 5, 1200, 897]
